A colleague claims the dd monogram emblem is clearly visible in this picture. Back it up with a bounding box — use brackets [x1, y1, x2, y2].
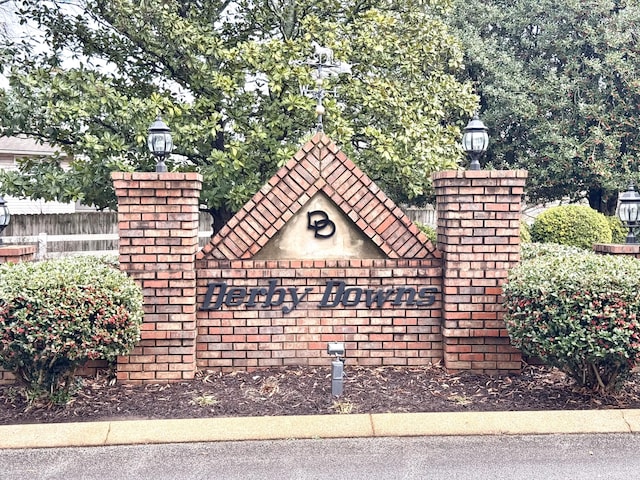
[307, 210, 336, 238]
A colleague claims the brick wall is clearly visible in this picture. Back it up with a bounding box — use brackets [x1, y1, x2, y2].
[1, 362, 109, 386]
[593, 243, 640, 259]
[434, 170, 527, 374]
[0, 245, 36, 264]
[201, 134, 436, 261]
[112, 172, 202, 384]
[105, 136, 529, 383]
[195, 258, 442, 370]
[193, 133, 444, 372]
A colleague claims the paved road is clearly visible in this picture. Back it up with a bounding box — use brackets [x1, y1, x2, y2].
[2, 434, 639, 479]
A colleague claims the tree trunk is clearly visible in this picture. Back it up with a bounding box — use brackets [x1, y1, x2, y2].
[205, 206, 234, 235]
[588, 187, 618, 215]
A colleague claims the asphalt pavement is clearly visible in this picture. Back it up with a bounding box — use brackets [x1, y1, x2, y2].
[3, 434, 640, 480]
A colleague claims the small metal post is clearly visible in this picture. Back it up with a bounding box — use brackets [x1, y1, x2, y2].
[327, 342, 345, 396]
[331, 358, 344, 396]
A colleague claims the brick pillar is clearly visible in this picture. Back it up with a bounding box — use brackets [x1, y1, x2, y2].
[112, 172, 202, 383]
[433, 170, 527, 374]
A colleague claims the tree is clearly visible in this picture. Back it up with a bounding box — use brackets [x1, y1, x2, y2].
[0, 0, 476, 230]
[450, 0, 640, 214]
[0, 1, 20, 47]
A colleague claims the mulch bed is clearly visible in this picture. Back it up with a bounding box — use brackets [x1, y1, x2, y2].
[2, 364, 640, 425]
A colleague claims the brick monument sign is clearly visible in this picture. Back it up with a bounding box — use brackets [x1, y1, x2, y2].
[109, 133, 527, 384]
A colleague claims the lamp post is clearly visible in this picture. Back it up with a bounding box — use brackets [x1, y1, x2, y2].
[0, 196, 10, 245]
[461, 113, 489, 171]
[147, 115, 173, 173]
[617, 183, 640, 244]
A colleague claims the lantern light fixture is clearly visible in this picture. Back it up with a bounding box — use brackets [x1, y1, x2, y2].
[147, 115, 173, 173]
[617, 183, 640, 244]
[0, 196, 10, 244]
[461, 113, 489, 171]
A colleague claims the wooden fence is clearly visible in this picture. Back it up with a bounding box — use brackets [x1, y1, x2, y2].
[403, 205, 436, 227]
[2, 212, 215, 260]
[0, 207, 435, 260]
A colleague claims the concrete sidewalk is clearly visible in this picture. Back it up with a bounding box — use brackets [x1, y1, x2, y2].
[2, 409, 640, 449]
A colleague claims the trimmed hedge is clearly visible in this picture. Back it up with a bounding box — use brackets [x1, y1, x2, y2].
[0, 256, 143, 404]
[530, 205, 612, 249]
[520, 242, 587, 260]
[520, 222, 531, 243]
[606, 216, 627, 244]
[503, 250, 640, 392]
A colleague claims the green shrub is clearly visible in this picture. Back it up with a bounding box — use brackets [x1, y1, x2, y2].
[416, 222, 437, 243]
[606, 216, 627, 244]
[0, 256, 143, 404]
[503, 251, 640, 393]
[520, 222, 531, 243]
[530, 205, 612, 249]
[520, 242, 587, 260]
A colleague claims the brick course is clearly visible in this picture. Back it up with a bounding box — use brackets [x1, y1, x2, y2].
[199, 135, 437, 262]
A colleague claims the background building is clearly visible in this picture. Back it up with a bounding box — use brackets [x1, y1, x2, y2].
[0, 136, 92, 214]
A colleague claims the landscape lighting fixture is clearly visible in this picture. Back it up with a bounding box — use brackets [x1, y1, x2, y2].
[461, 113, 489, 171]
[0, 196, 10, 244]
[327, 342, 345, 396]
[147, 115, 173, 173]
[617, 183, 640, 244]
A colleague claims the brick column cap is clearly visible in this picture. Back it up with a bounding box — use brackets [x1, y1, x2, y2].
[432, 170, 528, 181]
[111, 172, 203, 182]
[111, 172, 203, 199]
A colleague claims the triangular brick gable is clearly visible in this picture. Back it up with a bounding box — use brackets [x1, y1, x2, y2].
[197, 133, 439, 260]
